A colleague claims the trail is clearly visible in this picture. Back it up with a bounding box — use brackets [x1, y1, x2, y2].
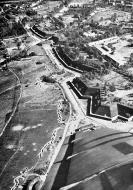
[0, 68, 22, 137]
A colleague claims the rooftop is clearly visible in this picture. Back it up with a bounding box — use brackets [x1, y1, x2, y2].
[69, 0, 93, 6]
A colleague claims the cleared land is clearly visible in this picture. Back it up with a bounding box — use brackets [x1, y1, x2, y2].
[0, 69, 20, 134]
[93, 35, 133, 65]
[0, 43, 69, 189]
[34, 1, 62, 16]
[90, 8, 130, 25]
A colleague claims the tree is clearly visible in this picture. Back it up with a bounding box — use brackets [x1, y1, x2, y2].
[111, 13, 117, 22]
[109, 83, 116, 92]
[41, 75, 55, 83]
[3, 53, 9, 68]
[129, 53, 133, 65]
[14, 38, 21, 50]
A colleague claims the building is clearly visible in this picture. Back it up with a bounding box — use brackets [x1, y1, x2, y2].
[68, 0, 94, 8]
[67, 77, 133, 121]
[72, 78, 101, 113]
[108, 0, 133, 8]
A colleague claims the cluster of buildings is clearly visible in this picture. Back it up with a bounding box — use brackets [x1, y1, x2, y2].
[67, 77, 133, 121]
[108, 0, 133, 9]
[68, 0, 94, 8]
[49, 41, 133, 122]
[67, 0, 133, 10]
[68, 0, 103, 8]
[67, 0, 133, 9]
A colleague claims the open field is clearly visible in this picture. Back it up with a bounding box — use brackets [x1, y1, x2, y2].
[93, 34, 133, 65]
[110, 35, 133, 65]
[0, 43, 68, 189]
[0, 69, 20, 134]
[0, 108, 59, 189]
[85, 71, 128, 89]
[34, 1, 62, 16]
[90, 8, 131, 25]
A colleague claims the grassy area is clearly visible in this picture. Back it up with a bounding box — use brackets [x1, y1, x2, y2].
[0, 108, 59, 189]
[0, 69, 20, 134]
[83, 69, 133, 106]
[91, 8, 130, 25]
[0, 43, 69, 189]
[94, 34, 133, 66]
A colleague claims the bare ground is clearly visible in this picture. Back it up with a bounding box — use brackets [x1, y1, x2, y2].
[0, 44, 70, 189]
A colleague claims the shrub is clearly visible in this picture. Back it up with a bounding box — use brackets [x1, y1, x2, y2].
[40, 75, 55, 83]
[36, 61, 42, 65]
[28, 52, 36, 56]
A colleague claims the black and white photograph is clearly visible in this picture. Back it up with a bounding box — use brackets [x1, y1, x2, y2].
[0, 0, 133, 189]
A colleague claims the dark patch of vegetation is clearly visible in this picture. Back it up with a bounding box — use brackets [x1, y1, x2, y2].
[26, 9, 37, 17]
[127, 44, 133, 47]
[5, 111, 12, 123]
[28, 52, 36, 56]
[37, 43, 42, 46]
[15, 67, 22, 73]
[33, 168, 47, 175]
[0, 19, 26, 39]
[40, 75, 56, 83]
[36, 61, 42, 65]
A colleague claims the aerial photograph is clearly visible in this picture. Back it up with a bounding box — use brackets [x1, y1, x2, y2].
[0, 0, 133, 189]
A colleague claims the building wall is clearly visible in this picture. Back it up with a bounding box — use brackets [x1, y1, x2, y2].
[117, 104, 133, 119]
[55, 46, 96, 72]
[67, 79, 133, 121]
[91, 90, 101, 113]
